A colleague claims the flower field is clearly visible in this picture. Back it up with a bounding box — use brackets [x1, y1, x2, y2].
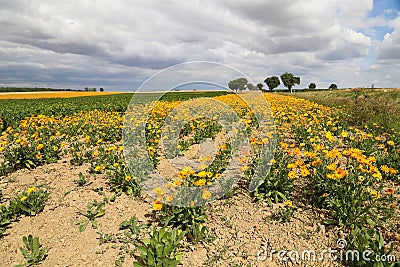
[0, 92, 399, 266]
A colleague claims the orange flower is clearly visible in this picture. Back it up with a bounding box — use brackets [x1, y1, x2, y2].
[386, 188, 395, 195]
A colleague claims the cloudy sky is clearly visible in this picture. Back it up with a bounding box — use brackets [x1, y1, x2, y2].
[0, 0, 399, 91]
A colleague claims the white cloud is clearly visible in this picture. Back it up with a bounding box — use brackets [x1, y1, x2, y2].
[376, 16, 400, 59]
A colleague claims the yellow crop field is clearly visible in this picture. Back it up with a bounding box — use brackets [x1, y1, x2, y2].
[0, 92, 398, 266]
[0, 91, 123, 99]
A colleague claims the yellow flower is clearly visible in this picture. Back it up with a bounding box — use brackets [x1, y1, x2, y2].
[341, 131, 348, 138]
[113, 163, 120, 168]
[153, 200, 162, 211]
[125, 175, 132, 182]
[370, 190, 380, 199]
[165, 195, 174, 202]
[194, 179, 206, 186]
[284, 200, 292, 207]
[202, 189, 212, 200]
[92, 151, 99, 157]
[334, 168, 347, 179]
[387, 140, 395, 146]
[35, 153, 42, 159]
[214, 173, 222, 179]
[288, 171, 296, 179]
[327, 163, 337, 171]
[20, 196, 28, 202]
[153, 187, 166, 195]
[380, 165, 390, 174]
[300, 167, 310, 177]
[53, 146, 58, 151]
[37, 144, 44, 150]
[27, 187, 36, 193]
[172, 180, 181, 187]
[94, 165, 104, 172]
[196, 171, 208, 178]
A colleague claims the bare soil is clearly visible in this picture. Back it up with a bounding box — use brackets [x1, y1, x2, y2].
[0, 156, 399, 267]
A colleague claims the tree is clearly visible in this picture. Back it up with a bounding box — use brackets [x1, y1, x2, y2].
[256, 83, 264, 91]
[308, 83, 316, 90]
[246, 83, 255, 91]
[280, 73, 300, 93]
[264, 76, 280, 91]
[329, 83, 338, 90]
[228, 78, 248, 92]
[99, 88, 104, 92]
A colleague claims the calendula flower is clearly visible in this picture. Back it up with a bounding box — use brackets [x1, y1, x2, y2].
[194, 179, 206, 186]
[202, 189, 212, 200]
[327, 163, 337, 171]
[37, 144, 44, 150]
[27, 187, 36, 193]
[288, 171, 296, 179]
[113, 163, 120, 168]
[35, 153, 42, 159]
[153, 200, 162, 211]
[387, 140, 395, 146]
[284, 200, 292, 207]
[172, 180, 181, 187]
[370, 190, 380, 199]
[153, 187, 166, 196]
[94, 165, 104, 172]
[380, 165, 390, 174]
[386, 188, 395, 195]
[125, 175, 132, 182]
[334, 168, 347, 179]
[20, 196, 27, 202]
[165, 195, 174, 202]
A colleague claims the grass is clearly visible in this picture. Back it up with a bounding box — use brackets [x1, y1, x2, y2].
[292, 88, 400, 132]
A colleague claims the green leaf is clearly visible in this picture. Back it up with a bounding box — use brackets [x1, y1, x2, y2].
[79, 220, 89, 232]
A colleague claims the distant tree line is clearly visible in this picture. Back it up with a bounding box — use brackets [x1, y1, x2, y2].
[0, 87, 78, 93]
[0, 87, 105, 93]
[228, 73, 339, 93]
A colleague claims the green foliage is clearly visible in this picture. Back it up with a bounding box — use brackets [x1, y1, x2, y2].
[264, 76, 280, 91]
[74, 172, 88, 186]
[268, 205, 295, 224]
[348, 228, 399, 267]
[75, 200, 106, 232]
[280, 72, 300, 93]
[119, 215, 148, 238]
[329, 83, 338, 90]
[134, 227, 183, 267]
[254, 150, 294, 206]
[159, 205, 208, 243]
[9, 188, 49, 217]
[256, 83, 264, 91]
[308, 83, 316, 90]
[15, 235, 47, 267]
[228, 78, 248, 92]
[0, 205, 11, 237]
